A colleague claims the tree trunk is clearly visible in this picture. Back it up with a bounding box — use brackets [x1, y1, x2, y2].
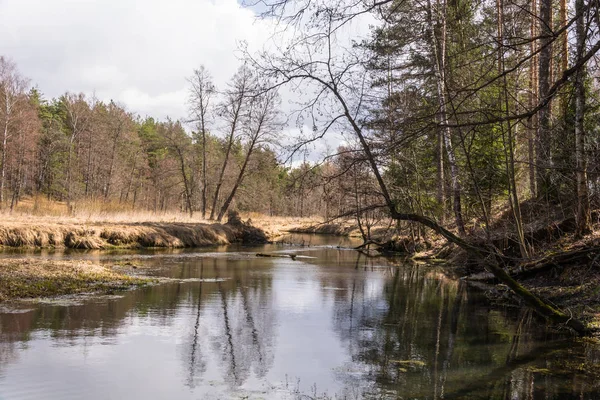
[66, 137, 74, 213]
[104, 126, 121, 200]
[216, 141, 256, 222]
[528, 0, 538, 198]
[559, 0, 569, 114]
[330, 58, 589, 336]
[175, 146, 193, 218]
[575, 0, 590, 235]
[210, 135, 234, 220]
[428, 0, 465, 235]
[436, 129, 445, 221]
[498, 0, 529, 258]
[201, 129, 207, 219]
[536, 0, 553, 198]
[0, 120, 8, 207]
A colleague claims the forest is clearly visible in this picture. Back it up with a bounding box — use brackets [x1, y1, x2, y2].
[0, 59, 344, 220]
[1, 0, 600, 331]
[3, 1, 600, 397]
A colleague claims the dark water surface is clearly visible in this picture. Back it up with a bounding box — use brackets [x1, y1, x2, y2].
[1, 234, 599, 399]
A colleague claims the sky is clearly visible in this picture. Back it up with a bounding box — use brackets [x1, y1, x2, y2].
[0, 0, 273, 121]
[0, 0, 378, 163]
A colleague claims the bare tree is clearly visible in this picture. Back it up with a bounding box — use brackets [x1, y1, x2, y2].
[209, 65, 253, 220]
[0, 57, 29, 208]
[188, 66, 215, 219]
[216, 87, 281, 221]
[161, 120, 195, 217]
[104, 101, 132, 200]
[61, 92, 91, 212]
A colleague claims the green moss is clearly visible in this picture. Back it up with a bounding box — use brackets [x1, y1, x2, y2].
[0, 259, 153, 301]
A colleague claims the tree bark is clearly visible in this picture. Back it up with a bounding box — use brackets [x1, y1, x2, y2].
[528, 0, 538, 198]
[498, 0, 529, 258]
[575, 0, 590, 235]
[0, 119, 8, 207]
[536, 0, 553, 198]
[216, 142, 255, 222]
[428, 0, 465, 235]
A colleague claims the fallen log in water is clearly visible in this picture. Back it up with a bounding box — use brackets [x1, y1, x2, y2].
[256, 253, 297, 260]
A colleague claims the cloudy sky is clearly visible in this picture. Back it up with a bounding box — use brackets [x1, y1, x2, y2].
[0, 0, 273, 121]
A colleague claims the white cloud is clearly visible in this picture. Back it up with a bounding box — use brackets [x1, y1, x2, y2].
[0, 0, 274, 120]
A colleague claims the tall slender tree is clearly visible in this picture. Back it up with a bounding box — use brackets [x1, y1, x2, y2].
[188, 66, 215, 219]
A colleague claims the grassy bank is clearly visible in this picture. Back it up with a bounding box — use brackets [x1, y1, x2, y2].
[0, 259, 152, 301]
[0, 220, 270, 249]
[0, 199, 323, 248]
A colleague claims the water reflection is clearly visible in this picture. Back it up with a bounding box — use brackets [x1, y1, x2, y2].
[0, 236, 599, 399]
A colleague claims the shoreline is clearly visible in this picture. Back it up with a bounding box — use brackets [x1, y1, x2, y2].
[0, 220, 268, 250]
[2, 217, 599, 334]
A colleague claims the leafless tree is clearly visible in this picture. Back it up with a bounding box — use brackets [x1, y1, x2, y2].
[0, 57, 29, 208]
[216, 86, 281, 221]
[209, 65, 254, 220]
[188, 66, 216, 219]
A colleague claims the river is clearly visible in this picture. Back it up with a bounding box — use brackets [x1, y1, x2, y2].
[0, 234, 598, 399]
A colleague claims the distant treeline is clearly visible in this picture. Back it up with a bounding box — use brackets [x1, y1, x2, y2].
[0, 58, 363, 220]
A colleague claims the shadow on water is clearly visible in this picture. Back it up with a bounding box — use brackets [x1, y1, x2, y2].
[0, 234, 599, 399]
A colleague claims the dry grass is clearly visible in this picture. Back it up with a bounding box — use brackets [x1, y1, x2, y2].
[288, 223, 357, 236]
[0, 221, 268, 249]
[0, 259, 151, 301]
[242, 213, 322, 238]
[0, 198, 322, 248]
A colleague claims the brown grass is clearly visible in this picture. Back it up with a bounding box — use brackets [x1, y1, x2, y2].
[0, 198, 324, 248]
[0, 221, 269, 249]
[0, 259, 151, 301]
[288, 223, 357, 236]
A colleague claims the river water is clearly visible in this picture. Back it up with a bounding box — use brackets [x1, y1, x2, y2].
[0, 234, 599, 399]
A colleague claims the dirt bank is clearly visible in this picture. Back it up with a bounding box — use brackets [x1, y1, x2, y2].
[0, 259, 152, 301]
[0, 219, 267, 249]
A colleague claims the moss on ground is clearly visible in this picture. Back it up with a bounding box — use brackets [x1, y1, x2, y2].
[0, 259, 153, 301]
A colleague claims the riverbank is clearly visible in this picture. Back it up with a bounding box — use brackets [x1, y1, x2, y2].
[288, 217, 600, 333]
[0, 259, 152, 301]
[0, 208, 323, 249]
[0, 217, 268, 249]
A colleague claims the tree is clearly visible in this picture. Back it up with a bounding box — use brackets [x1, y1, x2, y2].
[60, 92, 91, 212]
[536, 0, 554, 198]
[160, 120, 195, 217]
[209, 65, 254, 220]
[216, 87, 281, 221]
[244, 0, 598, 334]
[188, 66, 215, 219]
[574, 0, 591, 234]
[0, 56, 29, 208]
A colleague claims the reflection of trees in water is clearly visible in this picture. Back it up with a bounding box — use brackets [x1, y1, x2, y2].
[0, 255, 277, 390]
[212, 257, 276, 387]
[327, 253, 600, 399]
[183, 263, 206, 389]
[2, 251, 600, 399]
